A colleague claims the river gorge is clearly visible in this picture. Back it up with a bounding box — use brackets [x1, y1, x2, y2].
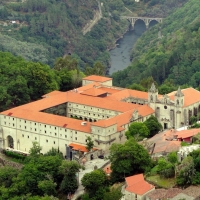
[109, 20, 158, 75]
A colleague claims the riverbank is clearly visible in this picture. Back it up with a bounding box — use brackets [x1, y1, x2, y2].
[108, 21, 146, 75]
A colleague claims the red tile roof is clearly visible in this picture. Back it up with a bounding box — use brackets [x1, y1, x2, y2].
[69, 143, 97, 152]
[2, 109, 92, 133]
[168, 88, 200, 107]
[125, 174, 155, 195]
[80, 88, 107, 97]
[175, 129, 200, 139]
[82, 75, 112, 82]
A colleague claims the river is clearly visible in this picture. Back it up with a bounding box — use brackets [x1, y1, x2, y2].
[109, 20, 157, 75]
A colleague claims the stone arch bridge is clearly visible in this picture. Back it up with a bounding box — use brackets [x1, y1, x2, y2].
[121, 16, 163, 29]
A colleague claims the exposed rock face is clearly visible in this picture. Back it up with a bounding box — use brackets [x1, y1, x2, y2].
[0, 154, 23, 170]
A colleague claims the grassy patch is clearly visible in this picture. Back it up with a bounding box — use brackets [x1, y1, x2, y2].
[146, 175, 176, 189]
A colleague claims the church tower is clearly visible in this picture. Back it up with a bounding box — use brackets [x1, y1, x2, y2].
[174, 87, 184, 107]
[148, 83, 158, 103]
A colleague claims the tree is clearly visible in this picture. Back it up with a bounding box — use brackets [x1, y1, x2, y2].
[0, 167, 19, 188]
[167, 151, 178, 165]
[38, 180, 56, 196]
[103, 186, 123, 200]
[86, 136, 94, 152]
[59, 160, 81, 194]
[29, 142, 42, 157]
[125, 122, 149, 141]
[144, 115, 162, 137]
[176, 156, 196, 186]
[81, 169, 108, 200]
[109, 139, 151, 182]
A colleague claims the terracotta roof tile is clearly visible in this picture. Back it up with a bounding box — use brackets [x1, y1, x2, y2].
[98, 86, 122, 94]
[175, 129, 200, 139]
[80, 88, 107, 97]
[182, 185, 200, 198]
[1, 109, 92, 133]
[69, 143, 97, 152]
[125, 174, 155, 195]
[168, 88, 200, 107]
[82, 75, 112, 82]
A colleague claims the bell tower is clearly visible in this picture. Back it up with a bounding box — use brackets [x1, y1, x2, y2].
[148, 83, 158, 103]
[174, 87, 184, 107]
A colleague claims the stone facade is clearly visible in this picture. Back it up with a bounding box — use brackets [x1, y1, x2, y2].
[0, 75, 200, 157]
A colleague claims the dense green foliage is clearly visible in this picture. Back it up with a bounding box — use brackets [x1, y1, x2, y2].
[0, 51, 86, 111]
[109, 138, 151, 182]
[0, 142, 81, 200]
[81, 169, 108, 200]
[112, 0, 200, 89]
[125, 122, 149, 140]
[0, 0, 132, 68]
[144, 115, 163, 137]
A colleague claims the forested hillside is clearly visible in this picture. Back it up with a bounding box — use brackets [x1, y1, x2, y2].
[0, 0, 131, 68]
[0, 0, 188, 70]
[112, 0, 200, 92]
[0, 51, 86, 111]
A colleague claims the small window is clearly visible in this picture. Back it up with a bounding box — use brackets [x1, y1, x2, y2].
[65, 129, 67, 132]
[55, 127, 56, 130]
[35, 123, 36, 125]
[4, 122, 6, 125]
[46, 140, 48, 143]
[25, 126, 26, 129]
[13, 118, 14, 121]
[65, 135, 67, 138]
[45, 131, 46, 133]
[55, 133, 57, 136]
[85, 139, 87, 142]
[35, 128, 36, 131]
[27, 136, 29, 138]
[54, 141, 55, 144]
[75, 137, 77, 140]
[164, 106, 167, 109]
[25, 120, 26, 123]
[35, 137, 37, 140]
[75, 131, 77, 134]
[22, 134, 24, 137]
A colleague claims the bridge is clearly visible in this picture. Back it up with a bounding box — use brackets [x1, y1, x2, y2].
[121, 16, 163, 29]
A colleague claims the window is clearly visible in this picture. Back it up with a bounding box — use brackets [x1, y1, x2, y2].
[46, 140, 48, 143]
[60, 134, 62, 137]
[25, 126, 26, 129]
[65, 135, 67, 138]
[85, 139, 87, 142]
[75, 131, 77, 134]
[55, 127, 57, 130]
[65, 129, 67, 132]
[4, 122, 6, 125]
[54, 141, 55, 144]
[13, 118, 14, 121]
[13, 124, 15, 127]
[22, 134, 24, 137]
[35, 137, 37, 140]
[164, 105, 167, 109]
[35, 128, 37, 131]
[25, 120, 26, 123]
[75, 137, 77, 140]
[35, 123, 36, 125]
[55, 133, 57, 136]
[45, 131, 46, 133]
[27, 136, 29, 138]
